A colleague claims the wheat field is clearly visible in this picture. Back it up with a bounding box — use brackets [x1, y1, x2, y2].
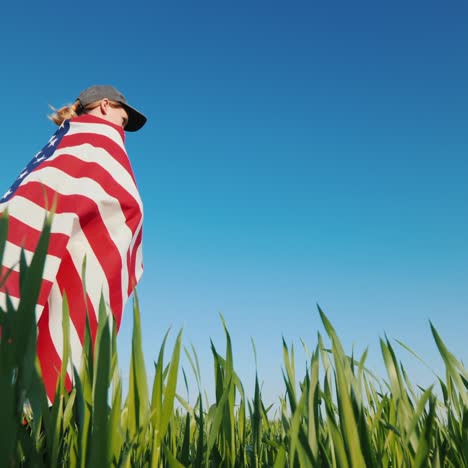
[0, 214, 467, 467]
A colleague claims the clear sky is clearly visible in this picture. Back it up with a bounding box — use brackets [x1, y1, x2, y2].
[1, 1, 467, 404]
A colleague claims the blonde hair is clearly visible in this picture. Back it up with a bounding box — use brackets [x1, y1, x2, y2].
[49, 99, 123, 126]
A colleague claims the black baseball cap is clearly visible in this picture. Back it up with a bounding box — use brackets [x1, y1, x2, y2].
[77, 85, 147, 132]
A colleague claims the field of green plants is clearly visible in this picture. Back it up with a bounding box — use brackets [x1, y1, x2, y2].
[0, 214, 467, 467]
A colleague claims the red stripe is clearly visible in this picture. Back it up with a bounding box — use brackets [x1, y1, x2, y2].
[13, 181, 124, 322]
[70, 114, 125, 143]
[37, 304, 73, 402]
[5, 215, 69, 259]
[0, 266, 53, 308]
[55, 250, 98, 345]
[127, 228, 143, 296]
[56, 132, 134, 181]
[0, 266, 19, 301]
[39, 154, 142, 234]
[126, 248, 132, 299]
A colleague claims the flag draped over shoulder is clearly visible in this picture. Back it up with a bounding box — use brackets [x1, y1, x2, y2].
[0, 114, 143, 401]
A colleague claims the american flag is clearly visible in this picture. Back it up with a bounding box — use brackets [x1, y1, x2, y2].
[0, 114, 143, 402]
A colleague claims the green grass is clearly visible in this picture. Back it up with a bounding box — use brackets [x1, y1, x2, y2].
[0, 214, 467, 467]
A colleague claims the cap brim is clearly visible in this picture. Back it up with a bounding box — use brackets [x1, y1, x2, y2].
[121, 103, 147, 132]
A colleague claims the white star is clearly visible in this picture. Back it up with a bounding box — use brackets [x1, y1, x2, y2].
[48, 136, 57, 147]
[2, 189, 12, 198]
[36, 156, 46, 162]
[19, 170, 28, 179]
[35, 151, 43, 159]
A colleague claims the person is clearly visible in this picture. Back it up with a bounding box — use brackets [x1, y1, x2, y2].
[0, 85, 146, 402]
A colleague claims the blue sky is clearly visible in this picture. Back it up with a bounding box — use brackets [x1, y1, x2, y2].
[1, 1, 467, 404]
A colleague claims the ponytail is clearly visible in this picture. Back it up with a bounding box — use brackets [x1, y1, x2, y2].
[48, 100, 83, 126]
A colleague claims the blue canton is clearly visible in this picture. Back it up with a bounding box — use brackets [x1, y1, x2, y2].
[0, 121, 70, 203]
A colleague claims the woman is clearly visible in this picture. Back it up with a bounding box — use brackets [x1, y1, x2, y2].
[0, 85, 146, 402]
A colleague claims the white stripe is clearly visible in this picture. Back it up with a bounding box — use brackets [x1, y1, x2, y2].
[130, 222, 143, 285]
[0, 291, 43, 322]
[0, 290, 19, 310]
[49, 144, 142, 204]
[3, 240, 61, 283]
[125, 219, 143, 292]
[1, 195, 76, 235]
[65, 232, 111, 319]
[128, 217, 143, 254]
[134, 238, 144, 285]
[35, 303, 44, 322]
[66, 121, 125, 151]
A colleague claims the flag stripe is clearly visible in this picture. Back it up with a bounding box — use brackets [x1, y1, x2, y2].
[3, 240, 61, 281]
[0, 291, 19, 310]
[0, 266, 53, 306]
[65, 121, 126, 150]
[57, 132, 134, 180]
[128, 228, 143, 294]
[1, 216, 69, 259]
[56, 250, 98, 344]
